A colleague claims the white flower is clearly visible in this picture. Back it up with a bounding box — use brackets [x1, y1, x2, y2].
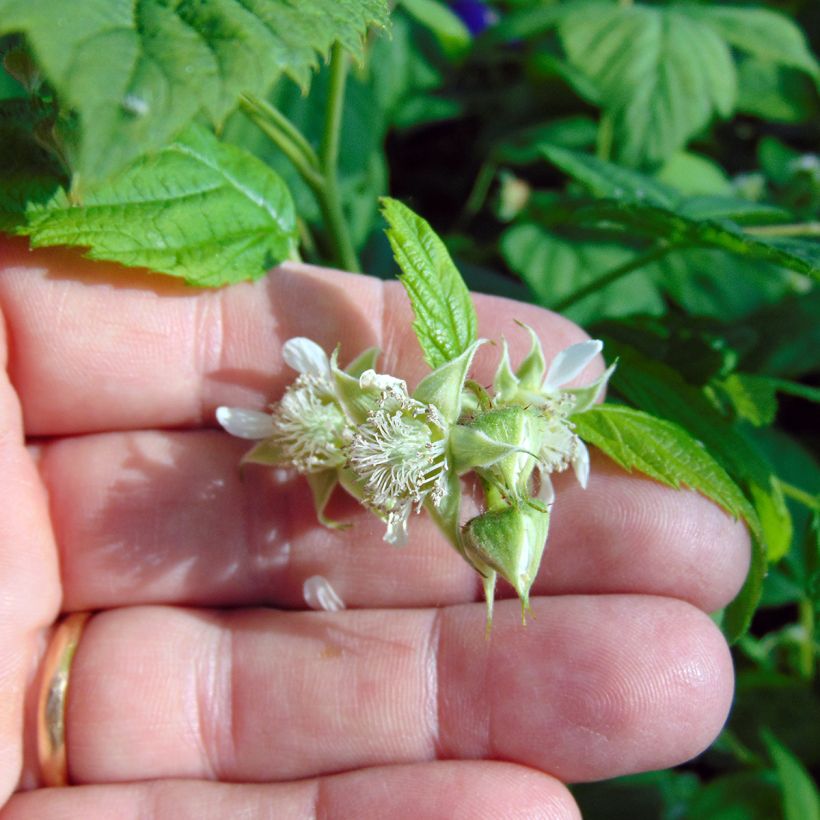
[348, 374, 449, 545]
[217, 337, 350, 473]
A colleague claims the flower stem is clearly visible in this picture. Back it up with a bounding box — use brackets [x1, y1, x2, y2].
[744, 222, 820, 238]
[318, 43, 360, 273]
[551, 243, 676, 312]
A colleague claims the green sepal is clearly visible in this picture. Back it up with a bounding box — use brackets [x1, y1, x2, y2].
[492, 339, 519, 402]
[424, 469, 464, 555]
[468, 406, 546, 495]
[306, 469, 350, 530]
[414, 340, 484, 424]
[330, 347, 378, 424]
[240, 438, 286, 467]
[568, 361, 617, 415]
[449, 425, 530, 475]
[514, 322, 546, 390]
[345, 346, 381, 378]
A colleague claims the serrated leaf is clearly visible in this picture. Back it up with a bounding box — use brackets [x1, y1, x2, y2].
[380, 197, 478, 369]
[537, 149, 820, 278]
[573, 404, 757, 531]
[17, 124, 297, 286]
[685, 5, 820, 80]
[0, 0, 389, 183]
[542, 144, 679, 208]
[558, 4, 736, 167]
[500, 222, 664, 324]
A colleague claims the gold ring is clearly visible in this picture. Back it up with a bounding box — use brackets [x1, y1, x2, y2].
[36, 612, 92, 787]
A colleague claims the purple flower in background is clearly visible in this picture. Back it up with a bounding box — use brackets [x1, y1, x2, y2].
[451, 0, 498, 36]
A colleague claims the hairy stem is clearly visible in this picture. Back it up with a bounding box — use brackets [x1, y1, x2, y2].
[744, 222, 820, 238]
[318, 43, 360, 273]
[240, 95, 324, 193]
[798, 597, 815, 680]
[552, 243, 675, 312]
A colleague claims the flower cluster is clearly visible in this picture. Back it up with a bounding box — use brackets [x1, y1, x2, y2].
[217, 330, 612, 624]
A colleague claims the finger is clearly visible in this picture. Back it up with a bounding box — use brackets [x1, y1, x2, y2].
[1, 762, 579, 820]
[21, 598, 733, 786]
[0, 307, 61, 801]
[0, 240, 593, 436]
[39, 429, 749, 614]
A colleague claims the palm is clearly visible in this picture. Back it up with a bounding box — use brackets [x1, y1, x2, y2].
[0, 240, 749, 818]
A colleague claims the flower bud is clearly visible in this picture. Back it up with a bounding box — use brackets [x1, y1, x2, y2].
[462, 499, 550, 613]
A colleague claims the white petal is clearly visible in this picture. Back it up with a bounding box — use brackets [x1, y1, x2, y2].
[384, 503, 411, 546]
[282, 337, 330, 378]
[571, 439, 590, 489]
[216, 407, 275, 440]
[544, 340, 604, 391]
[359, 369, 408, 394]
[303, 575, 346, 612]
[536, 470, 556, 505]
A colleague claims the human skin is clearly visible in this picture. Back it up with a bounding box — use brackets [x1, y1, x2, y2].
[0, 238, 749, 819]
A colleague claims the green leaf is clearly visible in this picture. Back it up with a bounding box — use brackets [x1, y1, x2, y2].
[380, 197, 478, 368]
[763, 730, 820, 820]
[573, 404, 758, 532]
[500, 222, 664, 324]
[718, 373, 779, 427]
[541, 198, 820, 281]
[17, 124, 297, 286]
[399, 0, 470, 59]
[0, 0, 389, 183]
[541, 144, 679, 208]
[656, 151, 732, 197]
[685, 5, 820, 79]
[558, 4, 736, 167]
[686, 772, 781, 820]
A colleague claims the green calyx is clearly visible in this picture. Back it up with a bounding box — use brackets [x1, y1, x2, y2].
[463, 499, 551, 620]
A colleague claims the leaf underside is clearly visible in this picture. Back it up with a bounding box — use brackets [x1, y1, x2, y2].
[0, 0, 390, 183]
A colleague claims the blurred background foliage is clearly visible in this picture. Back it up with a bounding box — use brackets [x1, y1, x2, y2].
[2, 0, 818, 815]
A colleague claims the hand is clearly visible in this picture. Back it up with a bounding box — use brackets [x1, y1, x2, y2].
[0, 239, 749, 819]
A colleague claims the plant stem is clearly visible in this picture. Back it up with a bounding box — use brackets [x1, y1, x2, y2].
[596, 113, 614, 161]
[551, 243, 675, 312]
[318, 43, 360, 273]
[798, 597, 815, 680]
[780, 480, 820, 511]
[744, 222, 820, 238]
[240, 96, 324, 192]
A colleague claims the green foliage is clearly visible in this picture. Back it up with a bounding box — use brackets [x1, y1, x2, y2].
[573, 404, 758, 535]
[15, 125, 298, 285]
[380, 197, 478, 367]
[0, 0, 389, 184]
